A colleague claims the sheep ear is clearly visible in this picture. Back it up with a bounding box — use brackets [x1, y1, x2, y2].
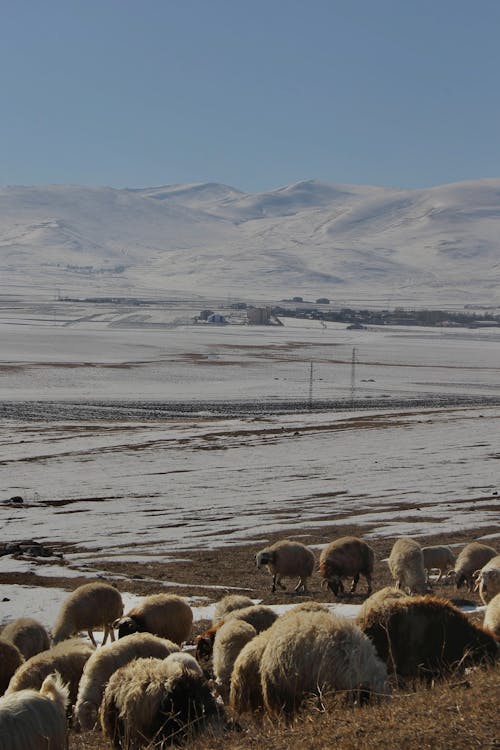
[112, 617, 124, 628]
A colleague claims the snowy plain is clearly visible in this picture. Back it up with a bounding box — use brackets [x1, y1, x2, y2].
[0, 307, 499, 629]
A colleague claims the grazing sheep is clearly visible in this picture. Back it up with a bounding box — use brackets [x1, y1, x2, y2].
[255, 539, 315, 593]
[229, 630, 270, 715]
[474, 554, 500, 604]
[421, 545, 456, 583]
[52, 581, 123, 646]
[74, 631, 179, 731]
[115, 593, 193, 645]
[260, 609, 388, 718]
[319, 536, 375, 596]
[0, 638, 24, 697]
[162, 651, 204, 677]
[483, 592, 500, 637]
[100, 655, 224, 749]
[356, 586, 408, 622]
[454, 542, 497, 591]
[388, 537, 429, 595]
[5, 638, 94, 710]
[1, 618, 50, 661]
[212, 619, 257, 701]
[357, 595, 498, 679]
[0, 672, 69, 750]
[213, 594, 255, 625]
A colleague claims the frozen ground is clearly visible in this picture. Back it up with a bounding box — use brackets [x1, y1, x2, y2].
[0, 306, 498, 628]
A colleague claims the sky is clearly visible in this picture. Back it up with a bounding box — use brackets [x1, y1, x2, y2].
[1, 0, 500, 193]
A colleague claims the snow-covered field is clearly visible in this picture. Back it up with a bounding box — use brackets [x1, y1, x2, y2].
[0, 308, 499, 627]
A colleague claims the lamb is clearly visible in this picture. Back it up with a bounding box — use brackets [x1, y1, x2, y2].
[474, 554, 500, 604]
[1, 618, 50, 661]
[115, 593, 193, 645]
[5, 638, 94, 709]
[74, 631, 179, 731]
[454, 541, 497, 591]
[319, 536, 375, 596]
[260, 609, 388, 718]
[0, 638, 24, 697]
[357, 594, 498, 679]
[0, 672, 69, 750]
[421, 545, 456, 583]
[255, 539, 315, 593]
[229, 629, 270, 715]
[52, 581, 124, 646]
[213, 594, 254, 624]
[388, 537, 430, 595]
[483, 592, 500, 637]
[100, 654, 224, 749]
[212, 619, 257, 701]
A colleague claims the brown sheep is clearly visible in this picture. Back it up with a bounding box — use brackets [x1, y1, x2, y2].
[454, 542, 497, 591]
[0, 638, 24, 696]
[52, 581, 123, 646]
[115, 593, 193, 645]
[319, 536, 375, 596]
[255, 540, 315, 593]
[357, 595, 498, 680]
[1, 618, 50, 661]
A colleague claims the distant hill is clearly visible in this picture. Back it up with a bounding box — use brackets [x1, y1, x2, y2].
[1, 178, 499, 306]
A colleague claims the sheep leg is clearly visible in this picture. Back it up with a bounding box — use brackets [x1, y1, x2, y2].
[350, 573, 360, 593]
[87, 629, 98, 647]
[294, 577, 307, 593]
[272, 575, 286, 591]
[364, 573, 372, 595]
[436, 569, 443, 583]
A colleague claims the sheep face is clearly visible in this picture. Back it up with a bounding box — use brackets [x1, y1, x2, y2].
[115, 616, 140, 639]
[455, 573, 467, 590]
[325, 576, 345, 597]
[75, 699, 98, 731]
[255, 551, 274, 569]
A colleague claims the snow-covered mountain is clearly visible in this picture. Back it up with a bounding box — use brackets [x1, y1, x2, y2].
[1, 178, 499, 306]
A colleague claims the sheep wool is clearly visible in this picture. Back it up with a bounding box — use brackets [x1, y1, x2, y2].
[454, 542, 497, 591]
[483, 592, 500, 637]
[230, 629, 271, 715]
[213, 594, 255, 625]
[421, 545, 456, 582]
[1, 618, 50, 661]
[116, 593, 193, 645]
[212, 619, 257, 701]
[475, 554, 500, 604]
[388, 537, 429, 595]
[225, 604, 278, 633]
[0, 639, 23, 697]
[319, 536, 375, 596]
[52, 581, 123, 646]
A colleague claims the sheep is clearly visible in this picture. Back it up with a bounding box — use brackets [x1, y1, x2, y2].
[255, 539, 315, 593]
[454, 541, 497, 591]
[356, 586, 408, 622]
[229, 629, 270, 715]
[74, 631, 179, 731]
[212, 619, 257, 701]
[213, 594, 255, 624]
[388, 537, 430, 595]
[0, 638, 24, 697]
[5, 638, 94, 710]
[162, 651, 204, 677]
[0, 672, 69, 750]
[319, 536, 375, 596]
[483, 592, 500, 637]
[474, 554, 500, 604]
[421, 545, 456, 583]
[260, 609, 388, 718]
[1, 618, 50, 660]
[52, 581, 123, 646]
[357, 594, 498, 680]
[100, 655, 224, 749]
[115, 593, 193, 645]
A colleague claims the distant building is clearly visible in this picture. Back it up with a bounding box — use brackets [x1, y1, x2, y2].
[316, 297, 330, 304]
[207, 313, 228, 324]
[199, 309, 214, 321]
[247, 307, 272, 325]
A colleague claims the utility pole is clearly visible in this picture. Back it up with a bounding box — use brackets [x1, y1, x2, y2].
[350, 347, 356, 407]
[308, 361, 314, 409]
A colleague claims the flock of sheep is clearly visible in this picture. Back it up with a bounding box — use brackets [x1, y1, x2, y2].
[0, 534, 499, 749]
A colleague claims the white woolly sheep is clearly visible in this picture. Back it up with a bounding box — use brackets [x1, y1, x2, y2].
[388, 537, 430, 595]
[260, 609, 388, 718]
[229, 629, 270, 715]
[421, 545, 456, 583]
[0, 672, 69, 750]
[213, 594, 255, 625]
[5, 638, 94, 709]
[255, 539, 315, 593]
[319, 536, 375, 596]
[52, 581, 123, 646]
[226, 604, 278, 632]
[74, 631, 179, 731]
[474, 554, 500, 604]
[357, 595, 498, 679]
[1, 618, 50, 661]
[356, 586, 408, 623]
[212, 619, 257, 701]
[162, 650, 204, 677]
[115, 593, 193, 645]
[100, 655, 224, 749]
[454, 541, 497, 591]
[0, 638, 24, 697]
[483, 591, 500, 637]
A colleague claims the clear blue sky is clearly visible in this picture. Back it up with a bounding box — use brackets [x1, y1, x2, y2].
[2, 0, 500, 192]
